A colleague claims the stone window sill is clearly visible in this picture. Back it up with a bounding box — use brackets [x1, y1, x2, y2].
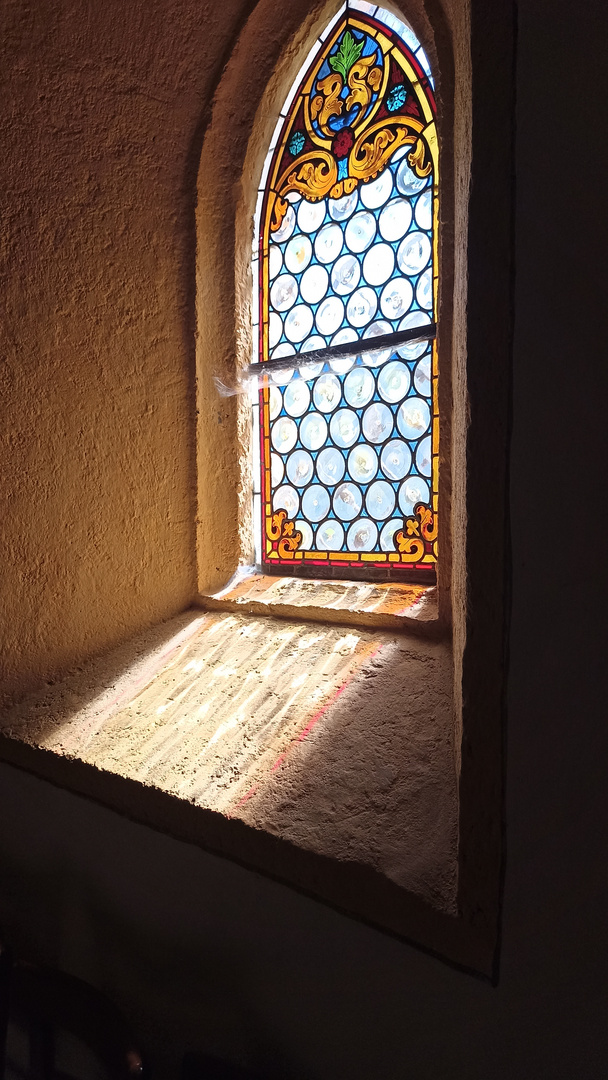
[0, 601, 490, 974]
[199, 568, 441, 636]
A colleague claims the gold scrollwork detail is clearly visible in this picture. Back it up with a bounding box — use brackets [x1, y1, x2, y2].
[267, 510, 302, 560]
[408, 136, 433, 178]
[349, 119, 419, 183]
[395, 503, 437, 560]
[346, 54, 382, 114]
[277, 151, 338, 203]
[270, 194, 289, 234]
[310, 73, 344, 137]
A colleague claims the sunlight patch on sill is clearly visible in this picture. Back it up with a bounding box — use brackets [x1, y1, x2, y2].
[199, 567, 440, 634]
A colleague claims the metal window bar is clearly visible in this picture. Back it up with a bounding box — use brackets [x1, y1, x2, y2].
[248, 323, 436, 377]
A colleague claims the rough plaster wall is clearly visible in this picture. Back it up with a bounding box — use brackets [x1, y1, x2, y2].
[0, 0, 252, 702]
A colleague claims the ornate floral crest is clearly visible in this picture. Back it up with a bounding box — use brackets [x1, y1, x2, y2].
[266, 12, 436, 233]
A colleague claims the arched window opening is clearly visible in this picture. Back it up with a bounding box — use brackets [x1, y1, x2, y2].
[251, 1, 438, 582]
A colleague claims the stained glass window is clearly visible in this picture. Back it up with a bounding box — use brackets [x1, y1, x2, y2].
[251, 1, 438, 581]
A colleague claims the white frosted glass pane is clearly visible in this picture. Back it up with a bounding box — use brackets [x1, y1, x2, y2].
[285, 234, 313, 274]
[379, 198, 412, 242]
[344, 367, 375, 408]
[330, 408, 360, 449]
[381, 439, 411, 481]
[314, 222, 344, 264]
[286, 449, 314, 486]
[300, 412, 328, 451]
[333, 482, 362, 521]
[274, 484, 300, 518]
[331, 254, 361, 296]
[317, 447, 346, 486]
[378, 360, 411, 403]
[397, 396, 431, 440]
[300, 264, 329, 305]
[298, 199, 327, 234]
[348, 443, 378, 483]
[399, 476, 430, 516]
[347, 518, 378, 552]
[380, 277, 413, 321]
[366, 479, 396, 519]
[283, 379, 311, 417]
[415, 189, 433, 231]
[345, 210, 376, 253]
[272, 417, 298, 453]
[362, 243, 395, 286]
[360, 169, 393, 210]
[347, 286, 377, 328]
[284, 304, 314, 342]
[317, 520, 345, 550]
[362, 402, 394, 443]
[397, 231, 431, 275]
[316, 295, 345, 335]
[270, 274, 298, 311]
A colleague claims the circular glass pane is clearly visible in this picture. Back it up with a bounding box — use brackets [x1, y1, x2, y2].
[272, 205, 296, 242]
[414, 355, 431, 396]
[345, 210, 376, 253]
[331, 254, 361, 296]
[316, 446, 346, 486]
[295, 519, 313, 550]
[284, 234, 313, 275]
[397, 396, 431, 440]
[398, 476, 430, 516]
[362, 402, 394, 443]
[283, 378, 311, 417]
[298, 199, 326, 234]
[317, 519, 345, 551]
[314, 222, 344, 264]
[415, 188, 433, 230]
[344, 366, 375, 408]
[268, 385, 282, 421]
[379, 197, 412, 242]
[284, 304, 314, 342]
[380, 438, 411, 480]
[347, 286, 377, 328]
[363, 243, 395, 287]
[397, 311, 431, 360]
[361, 320, 393, 366]
[333, 482, 363, 521]
[378, 360, 411, 404]
[396, 158, 429, 197]
[348, 443, 378, 484]
[270, 365, 294, 386]
[270, 274, 298, 312]
[286, 449, 314, 487]
[300, 411, 327, 451]
[347, 518, 378, 552]
[313, 373, 342, 412]
[271, 416, 298, 453]
[416, 267, 433, 310]
[380, 519, 403, 552]
[300, 264, 329, 305]
[380, 277, 413, 322]
[269, 244, 283, 279]
[330, 408, 360, 449]
[416, 434, 432, 477]
[302, 484, 331, 522]
[366, 479, 396, 520]
[397, 231, 431, 275]
[329, 328, 357, 374]
[271, 452, 284, 487]
[273, 484, 299, 519]
[316, 295, 344, 336]
[360, 168, 393, 209]
[329, 190, 358, 221]
[270, 343, 295, 363]
[268, 312, 282, 349]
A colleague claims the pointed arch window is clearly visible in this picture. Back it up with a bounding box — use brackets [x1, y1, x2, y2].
[251, 2, 438, 582]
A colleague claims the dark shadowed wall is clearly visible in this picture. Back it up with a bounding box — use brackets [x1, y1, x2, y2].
[1, 0, 607, 1077]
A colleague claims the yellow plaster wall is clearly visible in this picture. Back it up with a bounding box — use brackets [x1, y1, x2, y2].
[0, 0, 254, 702]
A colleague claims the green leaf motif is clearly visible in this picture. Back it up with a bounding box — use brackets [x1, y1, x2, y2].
[329, 30, 364, 81]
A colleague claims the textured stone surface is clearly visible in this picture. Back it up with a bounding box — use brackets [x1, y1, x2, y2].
[0, 608, 457, 911]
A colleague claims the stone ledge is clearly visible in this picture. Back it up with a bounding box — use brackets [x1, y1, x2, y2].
[199, 570, 442, 636]
[0, 606, 493, 976]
